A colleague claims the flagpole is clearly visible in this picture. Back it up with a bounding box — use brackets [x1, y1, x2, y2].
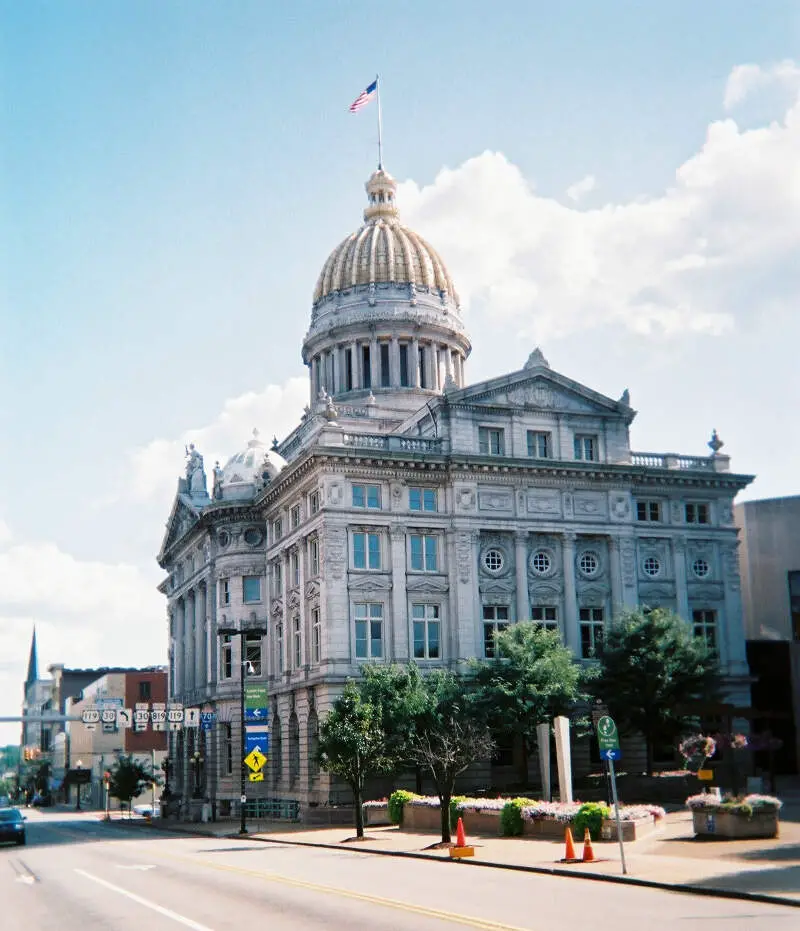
[376, 74, 383, 169]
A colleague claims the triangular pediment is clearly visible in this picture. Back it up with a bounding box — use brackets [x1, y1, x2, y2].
[158, 495, 202, 563]
[348, 574, 392, 591]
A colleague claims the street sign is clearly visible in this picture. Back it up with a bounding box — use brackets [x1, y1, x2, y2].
[245, 731, 269, 757]
[600, 748, 622, 761]
[116, 708, 133, 729]
[81, 709, 100, 725]
[244, 685, 269, 723]
[150, 709, 166, 725]
[167, 707, 184, 724]
[596, 715, 620, 752]
[184, 708, 200, 728]
[244, 748, 267, 772]
[200, 712, 216, 732]
[101, 709, 117, 724]
[248, 772, 264, 782]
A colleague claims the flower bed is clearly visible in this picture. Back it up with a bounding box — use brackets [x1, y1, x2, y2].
[361, 799, 392, 826]
[686, 793, 781, 839]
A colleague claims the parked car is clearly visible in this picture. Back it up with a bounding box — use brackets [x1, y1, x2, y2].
[0, 809, 26, 845]
[31, 792, 53, 808]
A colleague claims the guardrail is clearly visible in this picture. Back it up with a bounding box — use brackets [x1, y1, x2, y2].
[240, 797, 301, 821]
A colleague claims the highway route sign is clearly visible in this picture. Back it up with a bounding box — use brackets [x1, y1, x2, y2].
[81, 709, 100, 725]
[244, 748, 267, 772]
[101, 709, 117, 724]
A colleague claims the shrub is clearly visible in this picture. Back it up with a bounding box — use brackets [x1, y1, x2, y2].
[500, 799, 526, 836]
[388, 790, 420, 825]
[449, 796, 466, 829]
[573, 802, 610, 841]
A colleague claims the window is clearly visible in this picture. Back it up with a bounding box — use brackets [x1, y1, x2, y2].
[574, 434, 598, 461]
[409, 487, 437, 511]
[309, 490, 320, 515]
[353, 532, 381, 570]
[686, 503, 710, 525]
[692, 558, 710, 579]
[354, 603, 383, 659]
[138, 681, 152, 701]
[308, 537, 320, 577]
[531, 606, 559, 632]
[410, 534, 438, 572]
[220, 635, 233, 679]
[311, 607, 321, 664]
[380, 343, 390, 387]
[419, 346, 428, 389]
[479, 427, 505, 456]
[642, 556, 661, 577]
[290, 550, 300, 587]
[291, 505, 301, 528]
[579, 607, 604, 658]
[412, 604, 441, 659]
[244, 527, 262, 546]
[272, 519, 283, 542]
[223, 724, 233, 775]
[362, 345, 372, 389]
[527, 431, 551, 458]
[272, 560, 282, 594]
[483, 605, 510, 658]
[531, 550, 551, 575]
[275, 622, 284, 673]
[245, 633, 262, 676]
[637, 501, 661, 522]
[352, 484, 381, 509]
[578, 551, 600, 577]
[292, 615, 302, 668]
[344, 348, 353, 391]
[692, 609, 717, 651]
[219, 578, 230, 606]
[399, 344, 409, 386]
[483, 548, 505, 573]
[243, 576, 261, 603]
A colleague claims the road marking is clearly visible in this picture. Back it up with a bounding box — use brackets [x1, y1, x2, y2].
[74, 870, 214, 931]
[15, 875, 35, 885]
[115, 864, 156, 871]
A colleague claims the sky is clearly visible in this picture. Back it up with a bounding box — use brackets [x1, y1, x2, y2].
[1, 1, 799, 743]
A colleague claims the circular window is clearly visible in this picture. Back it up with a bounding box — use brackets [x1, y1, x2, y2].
[218, 531, 230, 548]
[579, 551, 599, 577]
[642, 556, 661, 578]
[531, 551, 552, 575]
[244, 527, 263, 546]
[692, 558, 710, 578]
[483, 549, 505, 573]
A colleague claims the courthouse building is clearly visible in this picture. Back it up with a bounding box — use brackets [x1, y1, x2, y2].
[158, 166, 753, 809]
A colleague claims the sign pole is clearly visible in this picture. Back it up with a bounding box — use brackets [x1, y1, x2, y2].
[608, 756, 627, 875]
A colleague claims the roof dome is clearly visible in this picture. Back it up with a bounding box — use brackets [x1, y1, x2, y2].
[220, 429, 286, 488]
[312, 169, 459, 309]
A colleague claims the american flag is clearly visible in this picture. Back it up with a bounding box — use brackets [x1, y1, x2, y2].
[349, 78, 378, 113]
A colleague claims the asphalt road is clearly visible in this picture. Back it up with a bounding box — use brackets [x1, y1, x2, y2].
[1, 809, 797, 931]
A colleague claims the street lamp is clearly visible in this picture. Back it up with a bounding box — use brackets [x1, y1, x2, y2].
[191, 750, 204, 799]
[217, 621, 266, 835]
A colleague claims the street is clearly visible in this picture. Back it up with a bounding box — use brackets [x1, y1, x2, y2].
[0, 810, 796, 930]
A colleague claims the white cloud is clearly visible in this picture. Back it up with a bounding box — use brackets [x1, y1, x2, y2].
[398, 68, 800, 343]
[724, 60, 800, 110]
[566, 174, 596, 202]
[0, 520, 11, 546]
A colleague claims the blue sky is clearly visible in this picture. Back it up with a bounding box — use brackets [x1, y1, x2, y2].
[1, 1, 799, 741]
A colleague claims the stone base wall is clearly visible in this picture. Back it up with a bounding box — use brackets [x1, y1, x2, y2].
[692, 810, 778, 839]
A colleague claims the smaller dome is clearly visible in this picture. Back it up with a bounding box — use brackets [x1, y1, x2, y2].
[221, 429, 286, 488]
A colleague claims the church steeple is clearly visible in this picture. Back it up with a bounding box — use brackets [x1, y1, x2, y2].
[25, 626, 38, 687]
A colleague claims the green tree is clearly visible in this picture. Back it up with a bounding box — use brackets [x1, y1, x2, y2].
[592, 608, 720, 775]
[318, 682, 395, 838]
[109, 755, 159, 815]
[472, 622, 586, 785]
[407, 669, 494, 844]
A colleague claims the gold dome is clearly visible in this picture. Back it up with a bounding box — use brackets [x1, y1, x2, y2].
[312, 169, 459, 308]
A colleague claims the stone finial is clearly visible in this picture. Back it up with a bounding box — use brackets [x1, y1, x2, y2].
[443, 373, 458, 393]
[271, 435, 279, 451]
[708, 429, 725, 455]
[619, 388, 630, 406]
[212, 461, 224, 500]
[366, 390, 377, 407]
[324, 396, 339, 422]
[524, 347, 550, 370]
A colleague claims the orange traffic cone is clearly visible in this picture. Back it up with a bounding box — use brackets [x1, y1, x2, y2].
[456, 817, 466, 848]
[449, 817, 475, 859]
[562, 826, 577, 861]
[582, 828, 596, 863]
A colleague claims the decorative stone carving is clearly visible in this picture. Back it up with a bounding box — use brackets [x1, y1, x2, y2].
[478, 488, 513, 512]
[720, 503, 733, 525]
[271, 599, 284, 619]
[457, 487, 476, 511]
[527, 491, 561, 517]
[618, 388, 630, 406]
[349, 574, 392, 591]
[722, 544, 741, 591]
[563, 491, 574, 519]
[328, 483, 343, 506]
[327, 527, 346, 579]
[456, 532, 472, 584]
[406, 576, 448, 593]
[524, 347, 550, 369]
[671, 500, 682, 523]
[574, 494, 608, 519]
[305, 580, 320, 599]
[610, 494, 630, 521]
[620, 539, 636, 586]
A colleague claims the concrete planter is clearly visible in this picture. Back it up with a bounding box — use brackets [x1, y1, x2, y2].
[523, 818, 573, 838]
[600, 817, 657, 842]
[403, 804, 442, 832]
[363, 805, 392, 826]
[692, 809, 778, 839]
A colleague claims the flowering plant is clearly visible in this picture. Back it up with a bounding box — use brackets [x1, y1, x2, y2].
[686, 793, 782, 816]
[361, 799, 388, 809]
[679, 734, 716, 772]
[730, 734, 748, 750]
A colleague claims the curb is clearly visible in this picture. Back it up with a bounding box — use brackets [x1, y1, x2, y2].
[107, 819, 800, 910]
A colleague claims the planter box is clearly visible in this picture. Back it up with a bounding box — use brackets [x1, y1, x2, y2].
[461, 810, 501, 836]
[692, 810, 778, 839]
[600, 817, 657, 843]
[403, 804, 442, 832]
[363, 805, 392, 826]
[523, 818, 573, 838]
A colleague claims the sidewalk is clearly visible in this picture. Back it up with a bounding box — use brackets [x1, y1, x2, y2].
[117, 807, 800, 907]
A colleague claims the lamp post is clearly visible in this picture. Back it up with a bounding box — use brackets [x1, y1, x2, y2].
[191, 750, 204, 799]
[217, 621, 266, 835]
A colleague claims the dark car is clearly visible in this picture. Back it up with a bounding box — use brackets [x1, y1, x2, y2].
[31, 792, 53, 808]
[0, 809, 26, 845]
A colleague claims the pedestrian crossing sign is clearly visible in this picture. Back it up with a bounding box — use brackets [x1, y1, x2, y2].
[244, 748, 267, 772]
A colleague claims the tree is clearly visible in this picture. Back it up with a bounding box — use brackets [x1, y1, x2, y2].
[317, 682, 395, 838]
[109, 755, 159, 815]
[591, 608, 720, 775]
[407, 669, 494, 844]
[472, 622, 586, 785]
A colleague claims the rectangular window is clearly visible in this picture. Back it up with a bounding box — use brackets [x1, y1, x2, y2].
[410, 534, 438, 572]
[352, 483, 381, 509]
[380, 343, 391, 387]
[138, 681, 152, 701]
[483, 605, 510, 658]
[243, 575, 261, 603]
[290, 550, 300, 587]
[292, 615, 302, 668]
[245, 633, 262, 676]
[354, 603, 383, 659]
[219, 578, 230, 606]
[409, 487, 437, 511]
[527, 431, 551, 458]
[272, 560, 282, 594]
[636, 500, 661, 522]
[308, 537, 320, 577]
[220, 635, 233, 679]
[579, 607, 604, 658]
[531, 606, 559, 632]
[272, 519, 283, 542]
[275, 621, 284, 674]
[224, 724, 233, 775]
[692, 609, 717, 652]
[309, 490, 320, 515]
[353, 532, 381, 570]
[311, 607, 321, 664]
[419, 347, 428, 389]
[574, 435, 598, 461]
[412, 604, 441, 659]
[399, 344, 409, 386]
[362, 345, 371, 389]
[479, 427, 505, 456]
[685, 503, 710, 524]
[291, 505, 301, 528]
[344, 348, 353, 391]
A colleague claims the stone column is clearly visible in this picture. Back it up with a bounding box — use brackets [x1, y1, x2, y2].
[390, 527, 408, 661]
[370, 337, 379, 390]
[175, 600, 185, 696]
[722, 541, 749, 677]
[185, 593, 195, 695]
[206, 580, 216, 687]
[445, 346, 454, 381]
[297, 540, 306, 670]
[390, 337, 400, 387]
[349, 341, 359, 390]
[673, 535, 690, 621]
[195, 584, 206, 691]
[514, 531, 530, 621]
[431, 343, 440, 390]
[412, 337, 421, 388]
[310, 357, 318, 402]
[562, 534, 579, 655]
[608, 537, 623, 618]
[332, 348, 340, 396]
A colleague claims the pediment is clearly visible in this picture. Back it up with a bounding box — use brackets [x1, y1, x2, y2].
[158, 495, 202, 562]
[480, 579, 515, 595]
[406, 576, 449, 594]
[348, 574, 392, 591]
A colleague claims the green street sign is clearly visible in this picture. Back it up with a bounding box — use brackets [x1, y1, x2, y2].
[596, 715, 620, 752]
[244, 684, 268, 709]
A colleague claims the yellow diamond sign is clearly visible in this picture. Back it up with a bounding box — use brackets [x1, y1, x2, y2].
[244, 748, 267, 772]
